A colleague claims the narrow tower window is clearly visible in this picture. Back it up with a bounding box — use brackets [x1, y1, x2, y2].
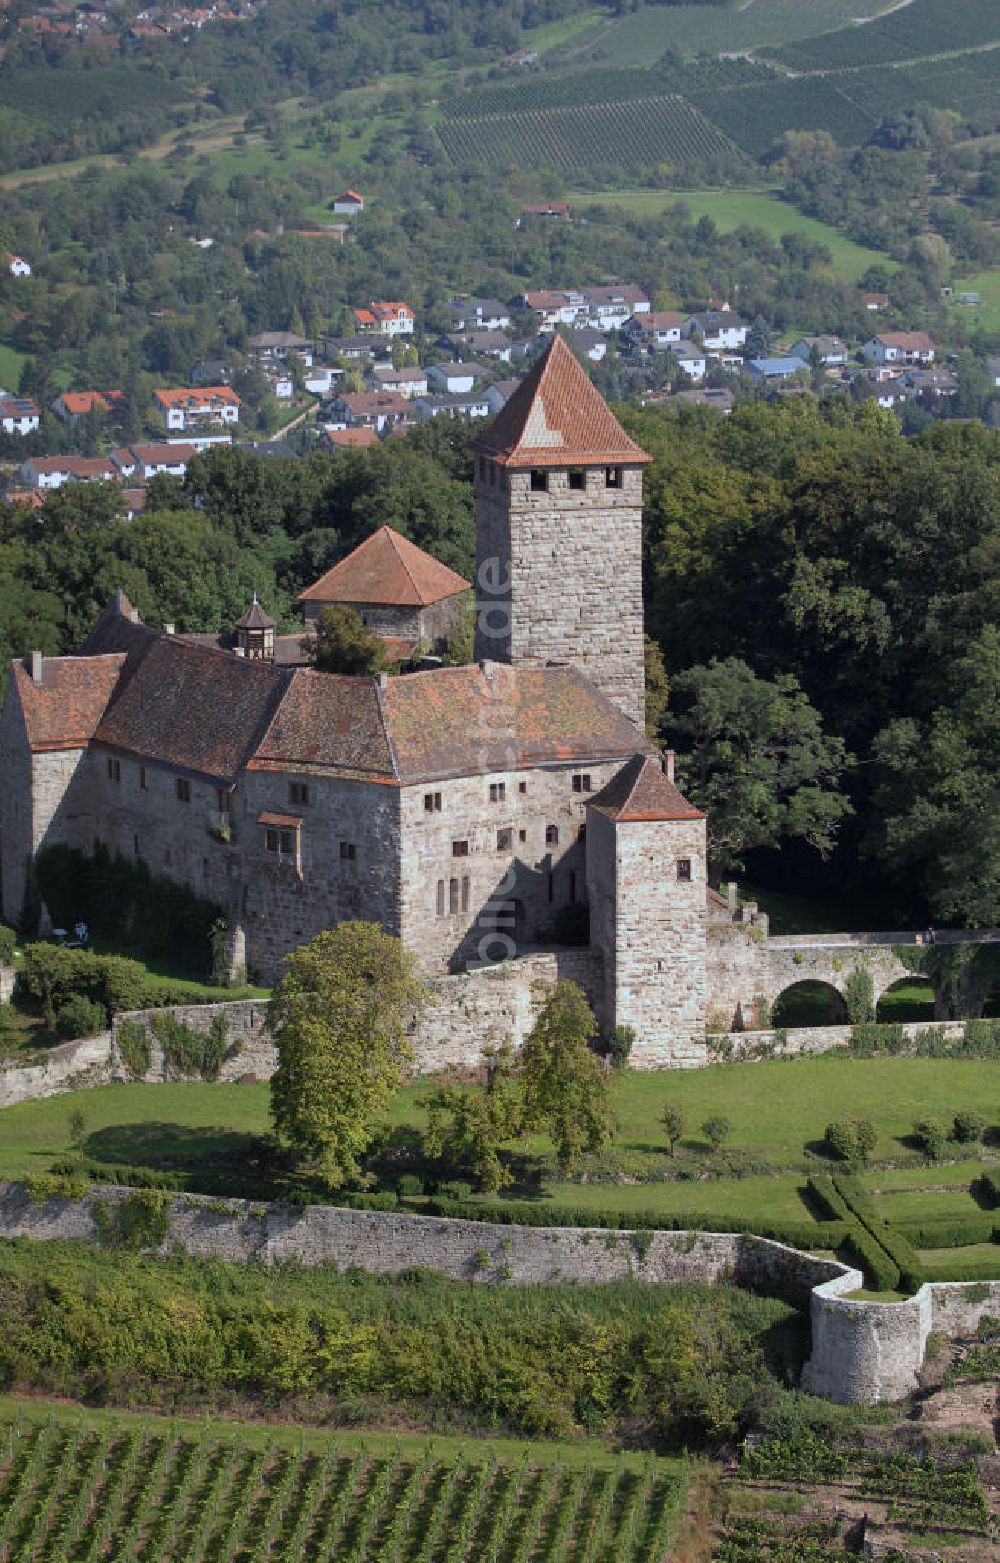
[677, 858, 692, 882]
[568, 468, 586, 491]
[530, 469, 548, 492]
[605, 466, 623, 489]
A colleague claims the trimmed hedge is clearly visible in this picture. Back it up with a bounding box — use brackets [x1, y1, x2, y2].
[841, 1224, 900, 1293]
[895, 1214, 999, 1249]
[834, 1174, 923, 1293]
[806, 1176, 853, 1223]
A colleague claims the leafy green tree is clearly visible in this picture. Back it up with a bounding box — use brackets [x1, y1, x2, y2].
[843, 967, 875, 1023]
[269, 923, 424, 1189]
[660, 1103, 684, 1158]
[666, 658, 853, 871]
[520, 981, 614, 1175]
[309, 604, 390, 676]
[745, 314, 771, 360]
[953, 1109, 987, 1145]
[643, 635, 669, 744]
[701, 1116, 732, 1152]
[425, 1045, 523, 1192]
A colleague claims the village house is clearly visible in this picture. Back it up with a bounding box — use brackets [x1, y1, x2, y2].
[110, 443, 197, 481]
[747, 356, 806, 387]
[789, 336, 847, 368]
[369, 367, 429, 399]
[683, 310, 748, 352]
[324, 335, 380, 362]
[324, 390, 412, 433]
[4, 255, 31, 278]
[623, 311, 684, 351]
[484, 378, 520, 414]
[570, 328, 608, 364]
[321, 427, 379, 452]
[862, 292, 890, 312]
[414, 391, 492, 422]
[19, 456, 117, 491]
[426, 362, 488, 395]
[0, 396, 40, 436]
[863, 331, 936, 366]
[522, 290, 587, 330]
[583, 284, 650, 331]
[51, 389, 125, 423]
[445, 297, 511, 332]
[192, 360, 236, 386]
[444, 331, 514, 363]
[332, 190, 364, 215]
[670, 343, 708, 381]
[152, 386, 242, 431]
[352, 302, 415, 338]
[245, 332, 314, 369]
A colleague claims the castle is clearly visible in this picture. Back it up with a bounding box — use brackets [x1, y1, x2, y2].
[0, 337, 725, 1059]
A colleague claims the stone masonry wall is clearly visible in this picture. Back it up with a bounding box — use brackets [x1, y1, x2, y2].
[0, 1179, 846, 1300]
[474, 462, 645, 728]
[706, 1018, 966, 1065]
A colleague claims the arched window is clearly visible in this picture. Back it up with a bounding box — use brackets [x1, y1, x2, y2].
[545, 825, 559, 847]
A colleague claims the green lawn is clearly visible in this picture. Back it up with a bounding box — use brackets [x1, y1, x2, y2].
[571, 187, 894, 283]
[948, 266, 1000, 332]
[867, 1160, 992, 1192]
[874, 1187, 986, 1224]
[0, 342, 27, 391]
[918, 1244, 1000, 1280]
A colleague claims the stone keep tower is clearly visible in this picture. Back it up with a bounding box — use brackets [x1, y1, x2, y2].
[471, 335, 650, 728]
[587, 754, 708, 1065]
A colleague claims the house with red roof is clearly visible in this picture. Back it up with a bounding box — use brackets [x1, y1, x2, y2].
[52, 390, 124, 424]
[332, 190, 364, 215]
[152, 386, 241, 431]
[352, 301, 415, 337]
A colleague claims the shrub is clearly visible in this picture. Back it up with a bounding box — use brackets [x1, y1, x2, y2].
[0, 923, 16, 965]
[849, 1021, 905, 1056]
[842, 1224, 900, 1293]
[92, 1188, 172, 1251]
[843, 967, 875, 1024]
[397, 1173, 424, 1198]
[115, 1018, 152, 1079]
[979, 1170, 1000, 1208]
[23, 1171, 89, 1202]
[824, 1118, 877, 1164]
[54, 994, 106, 1040]
[606, 1024, 636, 1069]
[913, 1117, 949, 1161]
[954, 1109, 988, 1145]
[661, 1103, 685, 1157]
[701, 1116, 732, 1151]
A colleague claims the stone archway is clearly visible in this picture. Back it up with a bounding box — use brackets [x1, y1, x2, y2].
[771, 980, 849, 1028]
[875, 976, 935, 1024]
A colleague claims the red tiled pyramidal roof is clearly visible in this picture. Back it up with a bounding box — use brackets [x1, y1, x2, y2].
[298, 526, 471, 608]
[472, 334, 650, 469]
[589, 752, 704, 822]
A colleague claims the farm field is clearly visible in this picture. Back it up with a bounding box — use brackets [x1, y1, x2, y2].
[437, 95, 738, 174]
[947, 266, 1000, 331]
[570, 187, 894, 281]
[589, 0, 901, 68]
[770, 0, 1000, 71]
[0, 1402, 686, 1561]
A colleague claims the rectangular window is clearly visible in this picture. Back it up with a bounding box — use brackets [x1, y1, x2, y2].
[489, 782, 506, 803]
[497, 828, 512, 852]
[266, 828, 278, 852]
[489, 462, 496, 488]
[461, 875, 470, 913]
[605, 466, 623, 489]
[217, 789, 231, 813]
[424, 791, 442, 813]
[449, 877, 459, 914]
[139, 765, 147, 790]
[289, 782, 310, 807]
[436, 879, 445, 916]
[677, 858, 692, 882]
[106, 757, 120, 782]
[568, 468, 586, 491]
[578, 824, 587, 842]
[176, 778, 190, 803]
[340, 841, 357, 862]
[519, 829, 527, 844]
[530, 469, 548, 492]
[452, 840, 469, 857]
[572, 773, 591, 794]
[518, 780, 527, 794]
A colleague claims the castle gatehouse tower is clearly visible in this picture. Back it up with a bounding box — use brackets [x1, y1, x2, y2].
[471, 335, 650, 728]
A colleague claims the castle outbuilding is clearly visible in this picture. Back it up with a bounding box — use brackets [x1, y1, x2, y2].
[0, 337, 711, 1059]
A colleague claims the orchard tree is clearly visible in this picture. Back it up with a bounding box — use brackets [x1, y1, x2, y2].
[269, 923, 424, 1189]
[520, 981, 614, 1174]
[425, 1045, 523, 1193]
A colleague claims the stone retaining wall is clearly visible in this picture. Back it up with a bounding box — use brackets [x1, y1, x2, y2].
[706, 1018, 966, 1065]
[0, 1180, 845, 1300]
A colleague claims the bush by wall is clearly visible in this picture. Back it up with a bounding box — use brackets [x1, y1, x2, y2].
[54, 994, 106, 1040]
[115, 1018, 152, 1079]
[150, 1012, 228, 1080]
[35, 844, 222, 977]
[20, 944, 208, 1023]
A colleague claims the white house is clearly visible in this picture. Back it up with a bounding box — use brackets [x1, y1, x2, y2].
[246, 332, 314, 369]
[862, 332, 936, 366]
[789, 336, 847, 367]
[683, 310, 748, 352]
[414, 392, 491, 421]
[427, 361, 488, 395]
[303, 367, 341, 396]
[581, 284, 649, 331]
[623, 311, 684, 351]
[370, 366, 429, 399]
[5, 255, 31, 278]
[671, 343, 707, 381]
[522, 290, 586, 330]
[153, 386, 242, 431]
[332, 190, 364, 215]
[445, 297, 511, 332]
[19, 456, 116, 490]
[0, 396, 40, 435]
[353, 302, 415, 338]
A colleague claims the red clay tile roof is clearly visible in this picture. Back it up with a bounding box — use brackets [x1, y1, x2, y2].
[378, 662, 651, 784]
[12, 654, 125, 751]
[874, 331, 935, 351]
[471, 335, 650, 469]
[57, 390, 123, 417]
[589, 753, 703, 822]
[153, 386, 241, 408]
[298, 526, 471, 607]
[95, 635, 288, 783]
[249, 670, 395, 782]
[324, 427, 378, 449]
